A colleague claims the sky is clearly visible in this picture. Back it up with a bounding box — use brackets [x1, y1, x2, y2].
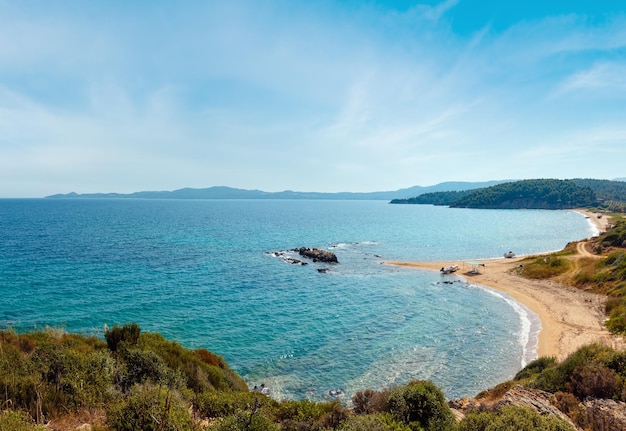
[1, 1, 625, 197]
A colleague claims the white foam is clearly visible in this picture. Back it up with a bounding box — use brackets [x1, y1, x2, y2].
[465, 282, 540, 368]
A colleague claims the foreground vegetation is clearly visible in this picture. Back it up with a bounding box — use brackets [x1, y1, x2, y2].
[2, 323, 599, 431]
[5, 334, 624, 431]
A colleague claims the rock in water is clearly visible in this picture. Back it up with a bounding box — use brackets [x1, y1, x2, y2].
[294, 247, 338, 263]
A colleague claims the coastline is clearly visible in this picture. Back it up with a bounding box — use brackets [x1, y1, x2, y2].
[573, 208, 610, 235]
[387, 210, 623, 362]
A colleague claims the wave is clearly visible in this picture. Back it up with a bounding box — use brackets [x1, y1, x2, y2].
[466, 282, 540, 369]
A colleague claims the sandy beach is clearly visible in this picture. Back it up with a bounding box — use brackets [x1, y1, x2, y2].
[387, 210, 624, 362]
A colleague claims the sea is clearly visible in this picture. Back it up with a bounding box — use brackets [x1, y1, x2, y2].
[0, 199, 597, 401]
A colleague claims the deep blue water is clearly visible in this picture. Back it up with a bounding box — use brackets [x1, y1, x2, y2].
[0, 199, 595, 401]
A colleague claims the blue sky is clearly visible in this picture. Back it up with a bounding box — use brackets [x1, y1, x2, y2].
[1, 1, 625, 197]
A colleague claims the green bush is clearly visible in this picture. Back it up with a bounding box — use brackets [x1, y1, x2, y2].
[0, 410, 45, 431]
[136, 332, 248, 392]
[105, 323, 141, 352]
[531, 344, 615, 393]
[276, 399, 346, 431]
[118, 346, 185, 392]
[459, 405, 574, 431]
[514, 356, 557, 381]
[106, 383, 194, 431]
[195, 390, 276, 419]
[519, 256, 571, 279]
[386, 380, 456, 431]
[352, 388, 391, 414]
[604, 350, 626, 378]
[553, 391, 586, 427]
[566, 364, 622, 400]
[0, 340, 39, 420]
[338, 413, 411, 431]
[30, 341, 115, 418]
[208, 410, 279, 431]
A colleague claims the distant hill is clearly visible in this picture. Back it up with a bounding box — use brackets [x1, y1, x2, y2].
[45, 180, 509, 200]
[450, 179, 597, 209]
[392, 178, 626, 210]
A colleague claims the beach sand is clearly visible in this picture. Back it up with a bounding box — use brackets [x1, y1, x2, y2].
[387, 211, 624, 362]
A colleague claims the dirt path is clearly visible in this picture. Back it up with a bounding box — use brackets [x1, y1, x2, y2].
[576, 241, 599, 259]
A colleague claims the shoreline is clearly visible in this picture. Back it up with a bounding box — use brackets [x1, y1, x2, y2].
[387, 257, 623, 361]
[573, 208, 610, 235]
[387, 210, 623, 362]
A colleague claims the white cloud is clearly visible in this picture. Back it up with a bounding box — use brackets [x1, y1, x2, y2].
[1, 1, 626, 196]
[555, 62, 626, 96]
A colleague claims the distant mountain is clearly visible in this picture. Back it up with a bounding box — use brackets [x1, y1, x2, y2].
[45, 180, 509, 200]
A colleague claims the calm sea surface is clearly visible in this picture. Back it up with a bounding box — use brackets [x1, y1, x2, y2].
[0, 199, 595, 400]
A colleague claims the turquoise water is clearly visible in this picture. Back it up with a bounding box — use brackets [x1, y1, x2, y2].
[0, 199, 595, 400]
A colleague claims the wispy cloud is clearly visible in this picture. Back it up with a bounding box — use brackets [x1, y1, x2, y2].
[406, 0, 459, 23]
[1, 1, 625, 196]
[555, 62, 626, 95]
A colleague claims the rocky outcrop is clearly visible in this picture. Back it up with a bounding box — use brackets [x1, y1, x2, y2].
[450, 385, 582, 430]
[583, 399, 626, 431]
[294, 247, 338, 264]
[495, 385, 580, 429]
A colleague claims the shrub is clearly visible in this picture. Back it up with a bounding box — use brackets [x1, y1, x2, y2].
[566, 364, 622, 400]
[276, 399, 341, 431]
[105, 323, 141, 352]
[475, 381, 514, 400]
[553, 391, 586, 427]
[0, 410, 46, 431]
[0, 341, 40, 420]
[136, 332, 247, 393]
[195, 390, 275, 419]
[337, 413, 411, 431]
[514, 356, 558, 381]
[519, 256, 571, 279]
[604, 350, 626, 378]
[209, 410, 279, 431]
[458, 411, 492, 431]
[531, 344, 615, 393]
[352, 388, 390, 414]
[106, 384, 193, 431]
[118, 347, 185, 392]
[459, 405, 574, 431]
[319, 401, 347, 429]
[0, 331, 37, 355]
[386, 380, 456, 431]
[195, 349, 226, 368]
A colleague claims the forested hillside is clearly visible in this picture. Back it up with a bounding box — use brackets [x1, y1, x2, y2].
[390, 190, 471, 206]
[451, 179, 596, 209]
[571, 179, 626, 202]
[391, 179, 598, 209]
